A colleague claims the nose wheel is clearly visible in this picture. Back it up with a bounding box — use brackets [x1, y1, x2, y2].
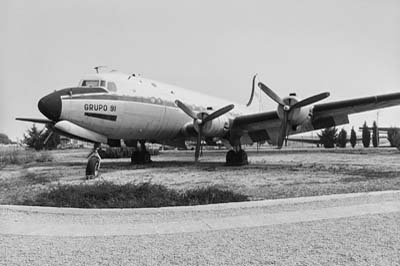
[226, 149, 248, 166]
[86, 143, 101, 179]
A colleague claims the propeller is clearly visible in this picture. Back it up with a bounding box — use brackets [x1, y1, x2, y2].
[39, 124, 56, 146]
[175, 100, 234, 162]
[258, 82, 330, 148]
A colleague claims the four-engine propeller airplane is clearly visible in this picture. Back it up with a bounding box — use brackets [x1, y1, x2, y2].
[16, 69, 400, 177]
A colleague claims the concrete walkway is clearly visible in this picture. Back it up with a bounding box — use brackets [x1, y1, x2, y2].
[1, 190, 400, 237]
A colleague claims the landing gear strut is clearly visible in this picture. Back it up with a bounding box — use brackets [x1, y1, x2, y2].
[226, 146, 248, 166]
[86, 143, 101, 179]
[131, 141, 152, 164]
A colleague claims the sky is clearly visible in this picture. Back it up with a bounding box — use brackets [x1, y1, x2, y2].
[1, 0, 399, 141]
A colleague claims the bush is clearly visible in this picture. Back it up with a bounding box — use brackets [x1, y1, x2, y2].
[318, 127, 337, 148]
[23, 124, 60, 151]
[0, 133, 13, 144]
[98, 147, 160, 159]
[387, 128, 399, 147]
[22, 182, 249, 208]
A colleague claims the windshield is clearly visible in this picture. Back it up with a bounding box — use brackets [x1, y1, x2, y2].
[81, 80, 99, 87]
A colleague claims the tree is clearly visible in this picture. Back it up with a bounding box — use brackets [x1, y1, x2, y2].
[387, 128, 399, 147]
[372, 121, 379, 147]
[42, 124, 60, 150]
[23, 124, 60, 150]
[0, 133, 12, 144]
[350, 127, 357, 148]
[337, 128, 347, 148]
[361, 121, 371, 148]
[318, 127, 338, 148]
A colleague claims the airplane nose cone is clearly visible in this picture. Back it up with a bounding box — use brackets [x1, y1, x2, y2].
[38, 92, 61, 121]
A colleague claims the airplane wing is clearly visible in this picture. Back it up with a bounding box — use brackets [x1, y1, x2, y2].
[230, 92, 400, 145]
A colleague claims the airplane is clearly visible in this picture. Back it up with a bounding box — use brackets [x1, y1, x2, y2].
[16, 68, 400, 178]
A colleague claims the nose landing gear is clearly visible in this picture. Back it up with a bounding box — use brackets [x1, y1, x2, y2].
[86, 143, 101, 179]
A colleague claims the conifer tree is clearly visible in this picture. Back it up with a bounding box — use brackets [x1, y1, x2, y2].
[318, 127, 337, 148]
[350, 127, 357, 148]
[372, 121, 379, 147]
[23, 124, 60, 150]
[361, 121, 371, 148]
[337, 128, 347, 148]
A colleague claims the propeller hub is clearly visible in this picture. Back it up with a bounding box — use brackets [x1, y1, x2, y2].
[283, 105, 291, 112]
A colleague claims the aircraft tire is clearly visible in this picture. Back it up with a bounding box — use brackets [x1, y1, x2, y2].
[86, 156, 100, 179]
[226, 150, 236, 165]
[143, 151, 151, 163]
[237, 150, 248, 165]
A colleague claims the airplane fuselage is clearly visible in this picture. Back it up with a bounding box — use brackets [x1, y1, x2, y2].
[47, 71, 256, 143]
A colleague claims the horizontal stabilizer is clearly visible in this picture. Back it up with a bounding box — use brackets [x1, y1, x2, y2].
[15, 118, 54, 124]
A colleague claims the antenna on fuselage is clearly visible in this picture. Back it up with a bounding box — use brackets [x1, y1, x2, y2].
[94, 66, 107, 73]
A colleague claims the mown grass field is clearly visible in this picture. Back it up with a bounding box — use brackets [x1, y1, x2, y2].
[0, 146, 399, 207]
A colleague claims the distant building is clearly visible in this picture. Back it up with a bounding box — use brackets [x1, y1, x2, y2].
[59, 136, 91, 149]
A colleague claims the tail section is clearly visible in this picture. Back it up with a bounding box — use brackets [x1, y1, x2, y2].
[246, 74, 263, 111]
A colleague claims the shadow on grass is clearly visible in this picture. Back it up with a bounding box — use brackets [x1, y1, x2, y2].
[22, 181, 249, 208]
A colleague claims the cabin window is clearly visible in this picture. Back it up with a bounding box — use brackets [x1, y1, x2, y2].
[81, 80, 99, 87]
[107, 82, 117, 92]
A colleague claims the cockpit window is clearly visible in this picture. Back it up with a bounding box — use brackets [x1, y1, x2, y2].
[107, 82, 117, 92]
[100, 80, 106, 87]
[82, 80, 99, 87]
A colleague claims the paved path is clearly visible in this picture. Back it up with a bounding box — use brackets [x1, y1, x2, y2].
[1, 191, 400, 265]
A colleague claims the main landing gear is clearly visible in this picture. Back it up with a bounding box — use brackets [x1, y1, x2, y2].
[131, 141, 152, 164]
[86, 143, 101, 179]
[226, 147, 248, 166]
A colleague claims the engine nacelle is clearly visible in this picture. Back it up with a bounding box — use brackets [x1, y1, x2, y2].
[182, 114, 228, 137]
[276, 95, 311, 125]
[200, 115, 230, 137]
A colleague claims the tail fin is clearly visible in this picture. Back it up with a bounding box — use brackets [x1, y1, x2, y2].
[246, 74, 258, 106]
[246, 74, 263, 111]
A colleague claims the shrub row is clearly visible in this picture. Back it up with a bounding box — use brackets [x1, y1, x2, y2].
[22, 182, 249, 208]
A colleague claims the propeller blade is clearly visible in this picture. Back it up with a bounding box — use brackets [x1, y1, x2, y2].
[202, 104, 234, 124]
[277, 111, 288, 149]
[258, 82, 285, 106]
[291, 92, 330, 109]
[39, 127, 48, 137]
[194, 127, 202, 162]
[246, 74, 258, 107]
[43, 131, 54, 145]
[175, 100, 198, 120]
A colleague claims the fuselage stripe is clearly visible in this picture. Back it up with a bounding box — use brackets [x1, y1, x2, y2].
[84, 112, 117, 121]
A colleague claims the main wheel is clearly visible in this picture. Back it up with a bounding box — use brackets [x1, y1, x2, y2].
[226, 150, 236, 165]
[236, 150, 248, 165]
[143, 151, 151, 163]
[86, 156, 100, 179]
